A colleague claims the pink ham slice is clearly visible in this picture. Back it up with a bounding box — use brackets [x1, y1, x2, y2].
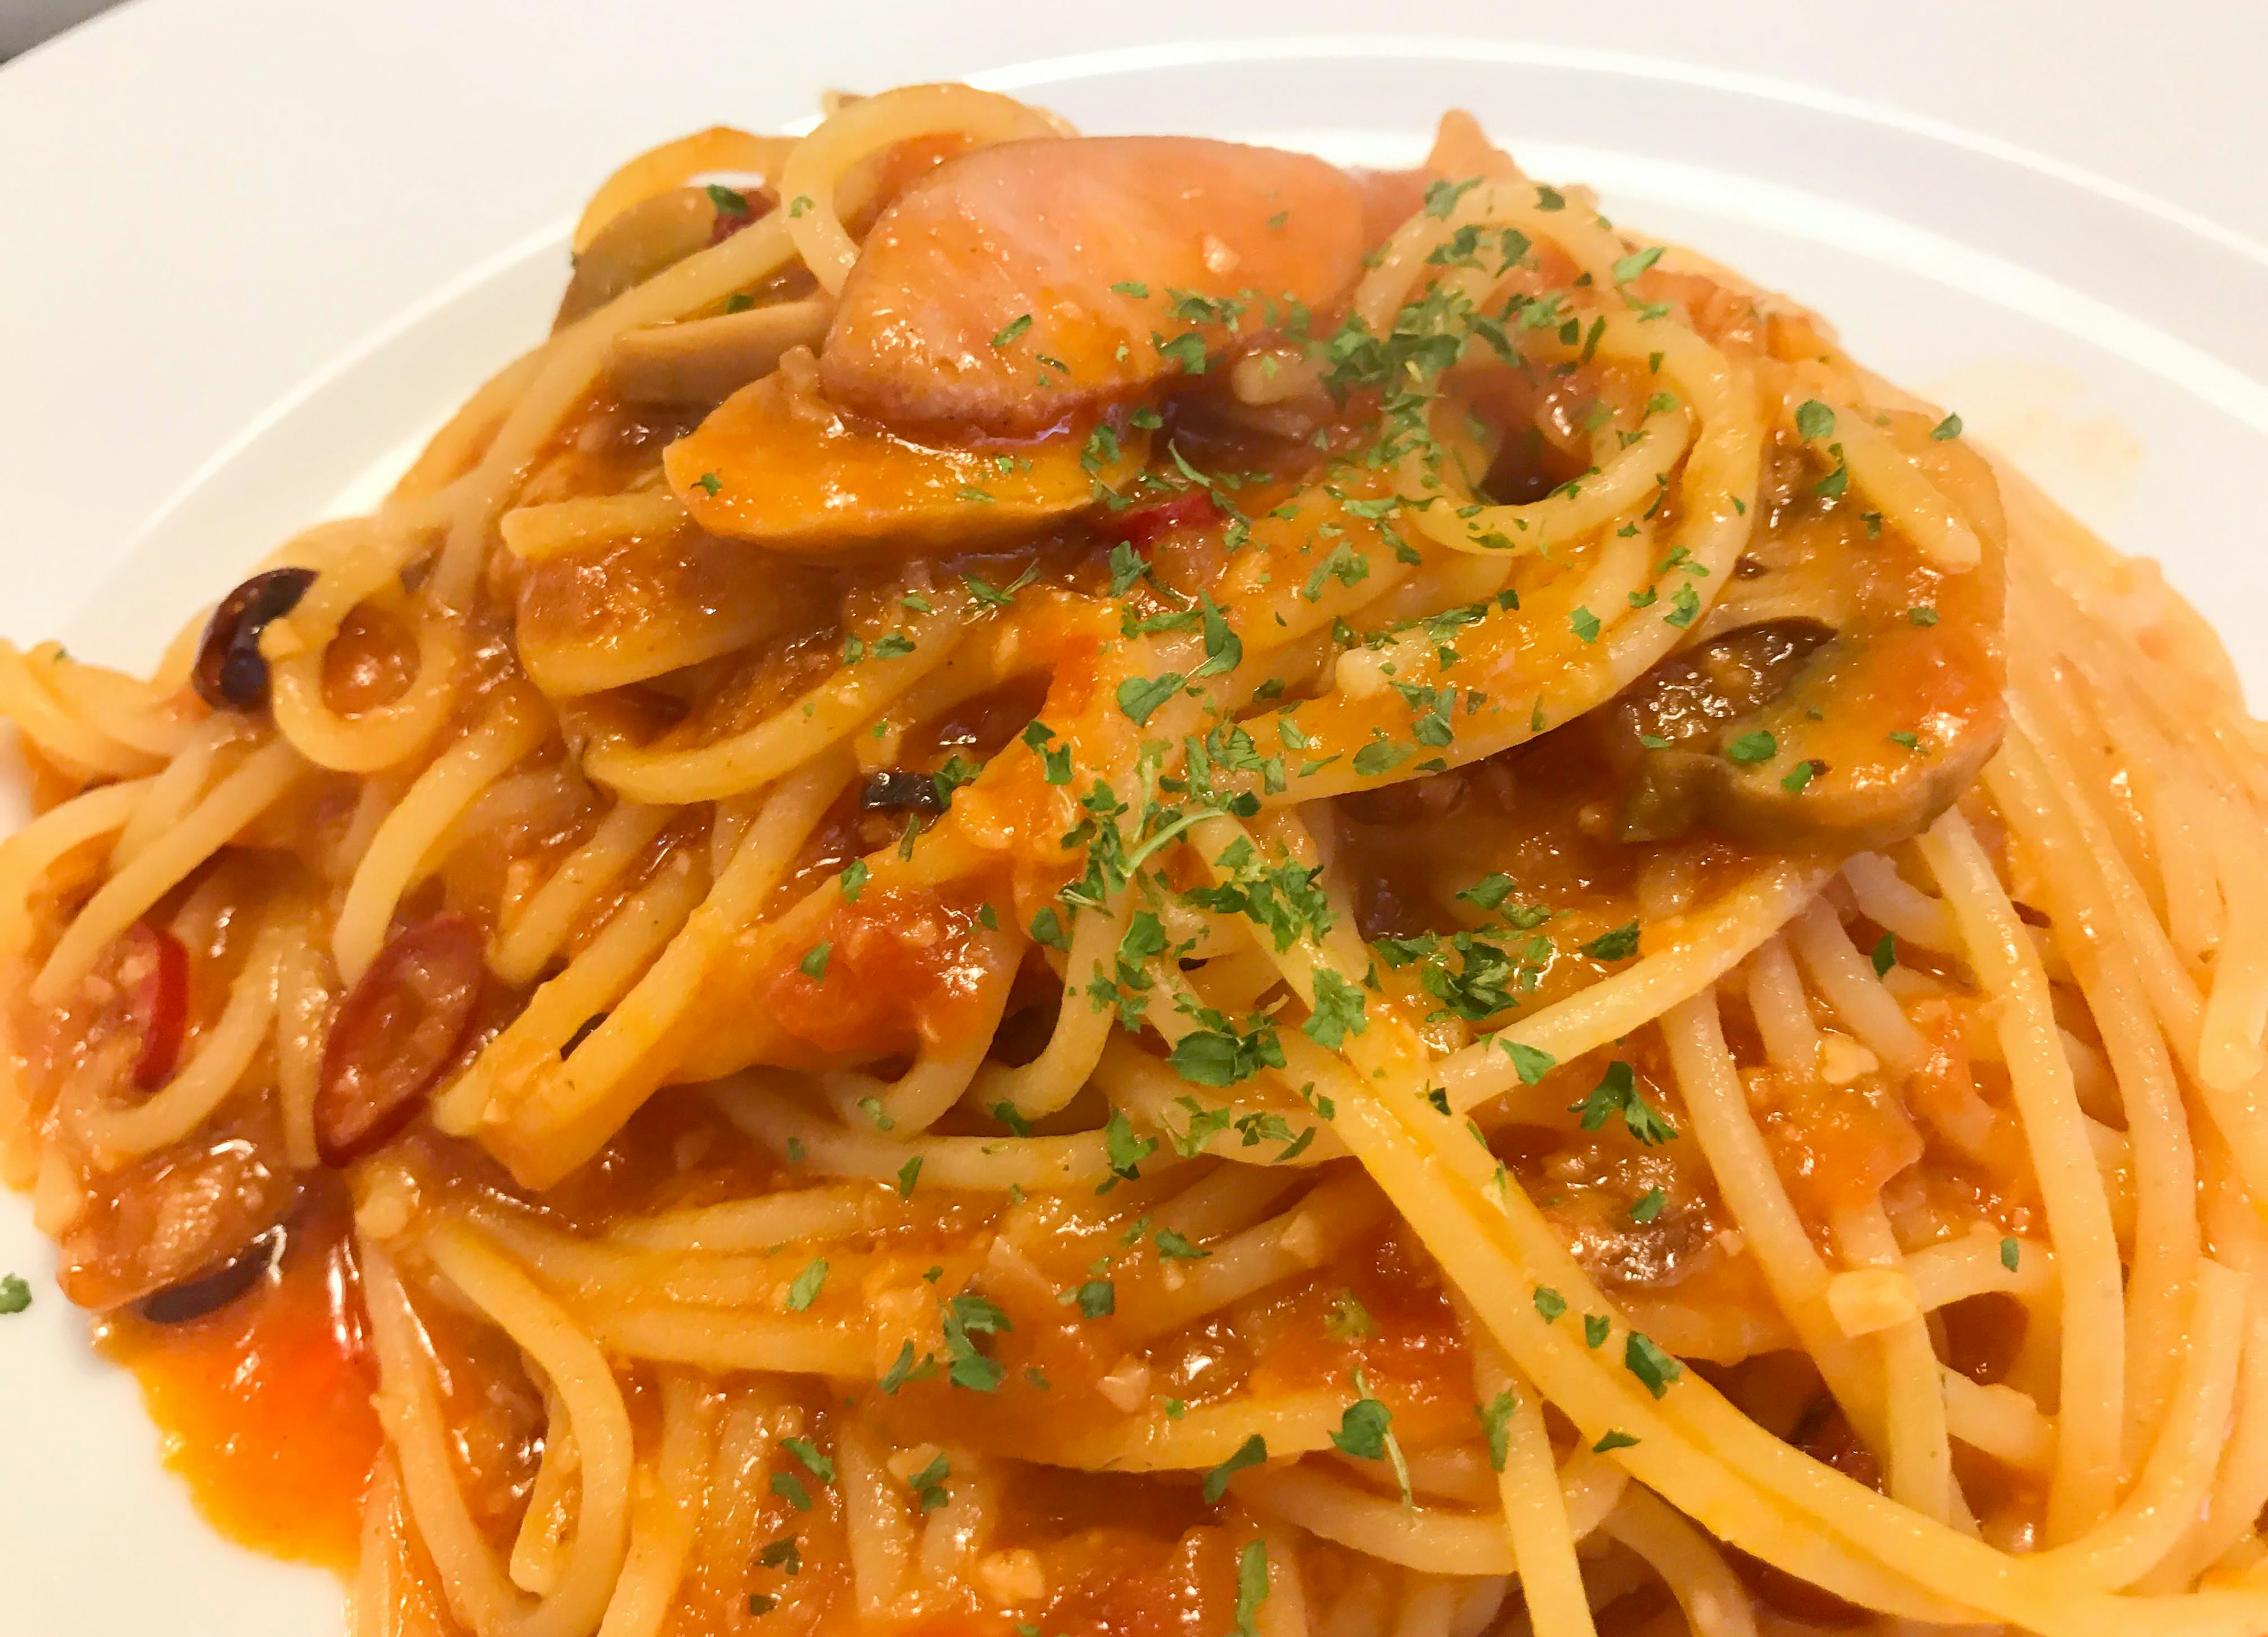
[819, 136, 1369, 437]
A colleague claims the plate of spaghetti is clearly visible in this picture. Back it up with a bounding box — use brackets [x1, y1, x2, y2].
[7, 59, 2268, 1637]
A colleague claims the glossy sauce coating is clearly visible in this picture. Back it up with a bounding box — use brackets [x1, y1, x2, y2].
[102, 1188, 377, 1569]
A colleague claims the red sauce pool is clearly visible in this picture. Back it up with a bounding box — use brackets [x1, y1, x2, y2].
[98, 1190, 379, 1570]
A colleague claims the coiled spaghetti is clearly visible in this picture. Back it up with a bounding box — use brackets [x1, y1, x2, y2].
[6, 82, 2268, 1637]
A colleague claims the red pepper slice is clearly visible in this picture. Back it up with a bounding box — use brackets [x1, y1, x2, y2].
[1100, 489, 1220, 553]
[119, 923, 190, 1091]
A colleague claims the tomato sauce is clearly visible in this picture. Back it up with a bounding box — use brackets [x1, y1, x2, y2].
[758, 888, 1001, 1060]
[99, 1190, 379, 1570]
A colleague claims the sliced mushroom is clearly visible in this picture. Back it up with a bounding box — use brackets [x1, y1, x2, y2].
[664, 349, 1147, 556]
[514, 520, 826, 697]
[607, 295, 835, 409]
[1597, 415, 2006, 852]
[556, 185, 766, 329]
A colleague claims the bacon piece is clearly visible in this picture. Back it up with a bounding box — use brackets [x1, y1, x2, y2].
[819, 136, 1367, 437]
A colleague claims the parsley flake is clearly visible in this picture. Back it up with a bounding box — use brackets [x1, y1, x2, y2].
[1625, 1332, 1683, 1398]
[1203, 1434, 1267, 1503]
[785, 1259, 828, 1312]
[1480, 1389, 1517, 1472]
[1502, 1039, 1557, 1084]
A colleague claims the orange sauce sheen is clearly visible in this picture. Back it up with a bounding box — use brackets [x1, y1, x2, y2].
[100, 1196, 379, 1570]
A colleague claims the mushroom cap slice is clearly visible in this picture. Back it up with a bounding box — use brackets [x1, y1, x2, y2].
[664, 352, 1146, 556]
[1603, 416, 2008, 853]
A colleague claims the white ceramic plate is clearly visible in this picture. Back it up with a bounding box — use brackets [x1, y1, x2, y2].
[4, 22, 2267, 1636]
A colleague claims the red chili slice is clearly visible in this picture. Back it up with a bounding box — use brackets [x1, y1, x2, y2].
[118, 923, 190, 1091]
[314, 915, 484, 1167]
[1100, 489, 1220, 553]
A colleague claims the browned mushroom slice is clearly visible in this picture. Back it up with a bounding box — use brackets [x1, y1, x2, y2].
[607, 295, 835, 409]
[556, 184, 770, 328]
[663, 350, 1146, 556]
[514, 519, 828, 697]
[817, 136, 1368, 437]
[1598, 415, 2006, 853]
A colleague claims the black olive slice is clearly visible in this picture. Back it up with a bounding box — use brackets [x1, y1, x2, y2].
[192, 567, 318, 711]
[858, 769, 946, 815]
[136, 1221, 288, 1324]
[563, 1011, 608, 1056]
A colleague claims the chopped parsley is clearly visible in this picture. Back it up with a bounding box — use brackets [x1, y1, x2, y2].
[1502, 1039, 1557, 1084]
[705, 183, 752, 217]
[1569, 1061, 1677, 1144]
[1479, 1389, 1517, 1472]
[1302, 968, 1369, 1049]
[1155, 1228, 1210, 1261]
[964, 564, 1038, 607]
[1230, 1541, 1270, 1637]
[1155, 331, 1208, 373]
[940, 1291, 1012, 1392]
[1625, 1332, 1683, 1398]
[1611, 245, 1664, 284]
[785, 1259, 828, 1312]
[1331, 1395, 1393, 1460]
[1581, 922, 1641, 964]
[1326, 1290, 1374, 1339]
[906, 1453, 951, 1511]
[1203, 1434, 1267, 1503]
[781, 1437, 834, 1485]
[1116, 672, 1185, 726]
